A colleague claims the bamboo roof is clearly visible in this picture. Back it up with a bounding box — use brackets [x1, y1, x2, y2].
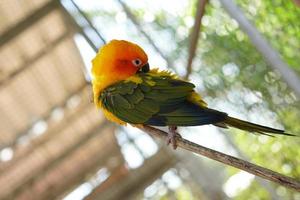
[0, 1, 128, 199]
[0, 1, 180, 199]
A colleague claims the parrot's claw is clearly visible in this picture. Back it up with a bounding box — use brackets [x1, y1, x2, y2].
[167, 126, 181, 150]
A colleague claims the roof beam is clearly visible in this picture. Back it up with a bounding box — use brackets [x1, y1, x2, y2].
[1, 120, 111, 199]
[0, 32, 69, 87]
[16, 126, 121, 200]
[0, 86, 91, 174]
[0, 82, 88, 151]
[85, 147, 176, 200]
[0, 0, 60, 48]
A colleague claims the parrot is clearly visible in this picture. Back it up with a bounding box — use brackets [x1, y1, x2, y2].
[91, 39, 293, 149]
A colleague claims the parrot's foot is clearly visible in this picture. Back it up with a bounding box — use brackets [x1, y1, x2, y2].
[167, 126, 181, 150]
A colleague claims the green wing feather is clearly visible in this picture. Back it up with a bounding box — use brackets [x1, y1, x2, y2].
[100, 73, 226, 126]
[99, 72, 292, 136]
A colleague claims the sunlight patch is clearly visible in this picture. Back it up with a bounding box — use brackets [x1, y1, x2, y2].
[223, 171, 254, 197]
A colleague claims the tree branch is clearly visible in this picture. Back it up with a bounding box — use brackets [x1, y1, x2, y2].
[137, 125, 300, 191]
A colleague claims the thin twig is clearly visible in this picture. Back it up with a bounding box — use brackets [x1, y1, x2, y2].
[137, 125, 300, 191]
[184, 0, 208, 79]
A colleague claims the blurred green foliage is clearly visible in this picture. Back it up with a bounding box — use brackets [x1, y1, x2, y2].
[199, 1, 300, 199]
[132, 0, 300, 199]
[89, 0, 300, 199]
[236, 0, 300, 72]
[200, 1, 300, 199]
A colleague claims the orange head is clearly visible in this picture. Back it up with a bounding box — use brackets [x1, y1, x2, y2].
[92, 40, 149, 81]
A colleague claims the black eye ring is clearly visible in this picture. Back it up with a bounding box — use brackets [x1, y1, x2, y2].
[132, 58, 142, 67]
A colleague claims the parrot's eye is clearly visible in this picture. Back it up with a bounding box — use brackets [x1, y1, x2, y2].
[132, 58, 142, 67]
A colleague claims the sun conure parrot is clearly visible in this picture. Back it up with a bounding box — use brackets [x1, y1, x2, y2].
[91, 40, 292, 149]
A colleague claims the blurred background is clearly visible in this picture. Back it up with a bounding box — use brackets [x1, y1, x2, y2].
[0, 0, 300, 199]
